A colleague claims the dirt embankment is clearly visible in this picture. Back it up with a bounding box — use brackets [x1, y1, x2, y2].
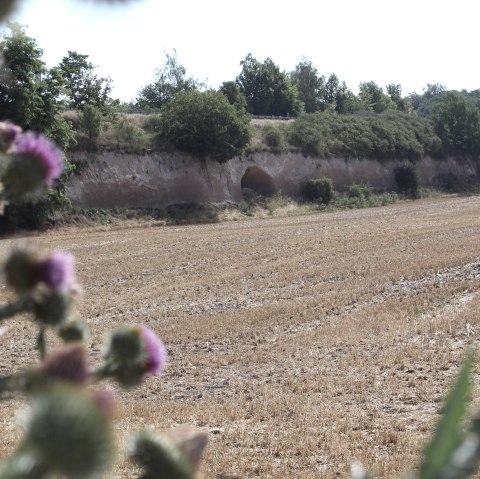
[67, 150, 478, 209]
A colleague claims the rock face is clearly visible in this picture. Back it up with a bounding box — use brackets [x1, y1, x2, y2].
[67, 151, 478, 209]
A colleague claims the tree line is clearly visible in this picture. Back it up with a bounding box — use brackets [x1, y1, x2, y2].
[1, 22, 480, 160]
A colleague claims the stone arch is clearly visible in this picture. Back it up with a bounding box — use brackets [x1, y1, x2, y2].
[241, 166, 277, 195]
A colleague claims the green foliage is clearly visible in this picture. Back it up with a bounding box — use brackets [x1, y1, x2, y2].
[58, 50, 113, 112]
[219, 81, 247, 111]
[359, 81, 397, 113]
[236, 53, 301, 116]
[419, 355, 473, 479]
[386, 84, 410, 112]
[356, 356, 480, 479]
[336, 189, 398, 209]
[262, 125, 285, 150]
[266, 192, 290, 215]
[302, 177, 335, 204]
[156, 90, 251, 162]
[290, 57, 325, 113]
[408, 83, 448, 116]
[80, 103, 103, 144]
[136, 50, 199, 109]
[0, 23, 74, 148]
[238, 198, 257, 216]
[394, 162, 420, 198]
[348, 183, 373, 199]
[112, 116, 145, 144]
[287, 110, 441, 160]
[430, 91, 480, 157]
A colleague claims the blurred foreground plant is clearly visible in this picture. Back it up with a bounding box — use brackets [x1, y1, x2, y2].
[354, 355, 480, 479]
[0, 120, 208, 478]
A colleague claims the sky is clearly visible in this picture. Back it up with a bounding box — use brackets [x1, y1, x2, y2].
[3, 0, 479, 103]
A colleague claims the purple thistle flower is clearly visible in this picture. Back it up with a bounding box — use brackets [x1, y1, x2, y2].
[36, 252, 75, 292]
[138, 326, 167, 375]
[0, 122, 22, 151]
[13, 132, 64, 186]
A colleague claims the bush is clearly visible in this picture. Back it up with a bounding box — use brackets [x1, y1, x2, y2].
[263, 125, 284, 150]
[287, 110, 441, 160]
[348, 183, 374, 199]
[302, 177, 335, 204]
[108, 116, 146, 149]
[335, 191, 398, 209]
[394, 162, 420, 198]
[156, 90, 251, 162]
[80, 104, 103, 145]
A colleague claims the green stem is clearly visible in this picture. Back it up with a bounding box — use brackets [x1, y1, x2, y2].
[91, 364, 112, 383]
[0, 374, 14, 394]
[0, 296, 30, 321]
[36, 327, 46, 360]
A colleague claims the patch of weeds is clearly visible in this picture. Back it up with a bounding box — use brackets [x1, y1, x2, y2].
[163, 203, 220, 225]
[238, 198, 257, 216]
[266, 193, 290, 216]
[414, 307, 424, 317]
[334, 189, 398, 210]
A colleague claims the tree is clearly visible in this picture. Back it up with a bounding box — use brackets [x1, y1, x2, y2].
[219, 81, 247, 111]
[386, 84, 410, 112]
[359, 81, 396, 113]
[431, 91, 480, 157]
[409, 83, 448, 116]
[58, 51, 113, 111]
[80, 104, 103, 145]
[290, 57, 325, 113]
[136, 50, 198, 109]
[0, 23, 73, 148]
[323, 73, 340, 110]
[156, 90, 251, 162]
[236, 54, 301, 117]
[334, 81, 367, 114]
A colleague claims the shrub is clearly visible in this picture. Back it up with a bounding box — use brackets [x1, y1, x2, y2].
[287, 110, 441, 160]
[263, 125, 284, 150]
[348, 183, 373, 199]
[302, 177, 335, 204]
[80, 104, 103, 145]
[108, 116, 146, 149]
[156, 90, 251, 162]
[335, 191, 398, 210]
[394, 162, 420, 198]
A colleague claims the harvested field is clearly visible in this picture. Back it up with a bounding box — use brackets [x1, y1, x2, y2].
[0, 195, 479, 478]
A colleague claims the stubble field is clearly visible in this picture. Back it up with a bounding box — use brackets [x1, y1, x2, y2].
[0, 195, 479, 478]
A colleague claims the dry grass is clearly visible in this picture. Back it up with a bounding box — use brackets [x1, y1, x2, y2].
[0, 195, 479, 478]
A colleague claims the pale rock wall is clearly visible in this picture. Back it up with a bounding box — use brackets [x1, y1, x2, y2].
[67, 151, 478, 209]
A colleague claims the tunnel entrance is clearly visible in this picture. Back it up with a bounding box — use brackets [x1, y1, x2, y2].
[241, 166, 277, 196]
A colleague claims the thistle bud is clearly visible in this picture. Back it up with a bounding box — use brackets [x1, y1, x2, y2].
[58, 318, 89, 343]
[33, 290, 72, 326]
[2, 132, 63, 203]
[129, 428, 208, 479]
[138, 325, 168, 376]
[24, 384, 113, 478]
[36, 252, 75, 292]
[101, 325, 167, 388]
[4, 247, 40, 293]
[41, 344, 89, 385]
[0, 121, 22, 152]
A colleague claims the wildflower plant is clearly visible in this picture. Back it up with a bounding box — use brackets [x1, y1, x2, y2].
[0, 119, 208, 478]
